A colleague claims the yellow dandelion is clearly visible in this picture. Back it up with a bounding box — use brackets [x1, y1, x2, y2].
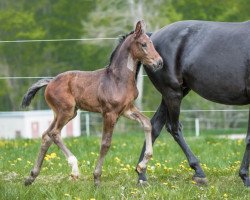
[237, 139, 243, 145]
[115, 157, 121, 163]
[155, 162, 161, 167]
[179, 164, 185, 169]
[50, 152, 57, 158]
[130, 188, 139, 195]
[122, 143, 127, 147]
[234, 161, 241, 165]
[171, 185, 178, 189]
[121, 168, 128, 171]
[191, 180, 196, 184]
[223, 193, 228, 198]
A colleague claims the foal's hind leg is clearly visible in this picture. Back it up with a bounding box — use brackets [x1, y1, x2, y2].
[24, 120, 56, 185]
[239, 110, 250, 187]
[49, 110, 80, 180]
[93, 112, 118, 186]
[123, 105, 153, 178]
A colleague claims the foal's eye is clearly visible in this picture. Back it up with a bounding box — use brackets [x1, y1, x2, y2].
[141, 43, 147, 48]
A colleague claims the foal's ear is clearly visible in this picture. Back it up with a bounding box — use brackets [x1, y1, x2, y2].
[134, 20, 146, 38]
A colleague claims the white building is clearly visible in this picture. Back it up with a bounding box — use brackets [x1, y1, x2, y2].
[0, 110, 81, 139]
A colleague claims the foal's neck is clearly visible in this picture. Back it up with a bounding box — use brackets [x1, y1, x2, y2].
[108, 40, 138, 82]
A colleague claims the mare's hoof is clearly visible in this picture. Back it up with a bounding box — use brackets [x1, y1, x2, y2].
[192, 176, 208, 186]
[243, 178, 250, 187]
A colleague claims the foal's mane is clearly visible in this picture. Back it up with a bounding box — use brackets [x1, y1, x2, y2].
[107, 30, 141, 80]
[107, 31, 134, 68]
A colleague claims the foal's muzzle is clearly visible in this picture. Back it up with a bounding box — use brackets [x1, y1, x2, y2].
[151, 58, 163, 72]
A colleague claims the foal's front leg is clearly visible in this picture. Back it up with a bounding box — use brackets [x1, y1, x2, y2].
[123, 106, 153, 176]
[93, 112, 118, 186]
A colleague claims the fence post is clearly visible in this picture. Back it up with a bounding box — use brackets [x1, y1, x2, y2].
[86, 112, 90, 137]
[195, 118, 200, 137]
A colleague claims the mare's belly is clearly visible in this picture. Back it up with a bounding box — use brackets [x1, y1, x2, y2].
[184, 70, 250, 105]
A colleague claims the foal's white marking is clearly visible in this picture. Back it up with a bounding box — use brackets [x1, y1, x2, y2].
[126, 54, 134, 71]
[124, 108, 153, 173]
[68, 155, 79, 176]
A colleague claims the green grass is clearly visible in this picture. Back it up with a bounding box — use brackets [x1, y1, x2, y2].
[1, 132, 250, 199]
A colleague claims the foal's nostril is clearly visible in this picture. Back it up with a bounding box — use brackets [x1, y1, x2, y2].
[157, 59, 163, 68]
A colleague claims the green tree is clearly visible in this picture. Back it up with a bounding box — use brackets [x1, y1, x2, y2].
[0, 0, 249, 112]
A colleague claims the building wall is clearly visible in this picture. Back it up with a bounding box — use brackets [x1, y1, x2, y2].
[0, 110, 81, 139]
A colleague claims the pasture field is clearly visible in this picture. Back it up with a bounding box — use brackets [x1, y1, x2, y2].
[1, 132, 250, 200]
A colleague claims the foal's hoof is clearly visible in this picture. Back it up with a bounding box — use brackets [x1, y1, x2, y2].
[24, 177, 34, 186]
[70, 174, 79, 181]
[94, 179, 100, 187]
[138, 179, 148, 186]
[192, 176, 208, 186]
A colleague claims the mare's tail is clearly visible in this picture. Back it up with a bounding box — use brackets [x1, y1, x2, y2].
[21, 78, 53, 108]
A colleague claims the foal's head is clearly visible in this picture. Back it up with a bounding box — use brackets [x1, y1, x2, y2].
[128, 20, 163, 71]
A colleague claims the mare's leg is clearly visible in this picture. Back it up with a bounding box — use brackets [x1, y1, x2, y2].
[93, 112, 118, 186]
[123, 105, 154, 175]
[239, 110, 250, 187]
[24, 121, 55, 186]
[163, 89, 207, 185]
[49, 110, 79, 179]
[136, 99, 167, 183]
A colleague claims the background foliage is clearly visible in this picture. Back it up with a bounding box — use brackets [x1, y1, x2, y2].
[0, 0, 249, 111]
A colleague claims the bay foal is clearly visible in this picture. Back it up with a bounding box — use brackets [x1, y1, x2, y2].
[22, 20, 163, 186]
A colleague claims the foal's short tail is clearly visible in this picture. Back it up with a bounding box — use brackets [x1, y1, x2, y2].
[21, 78, 53, 108]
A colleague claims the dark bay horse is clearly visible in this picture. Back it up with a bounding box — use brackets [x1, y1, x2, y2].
[22, 20, 163, 186]
[137, 20, 250, 187]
